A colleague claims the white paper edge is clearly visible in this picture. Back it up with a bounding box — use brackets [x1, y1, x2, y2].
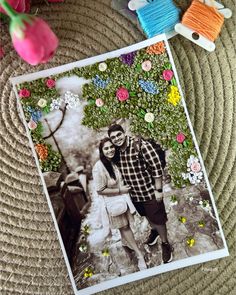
[10, 34, 229, 295]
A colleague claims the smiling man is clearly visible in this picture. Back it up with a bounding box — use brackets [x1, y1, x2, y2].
[108, 124, 173, 264]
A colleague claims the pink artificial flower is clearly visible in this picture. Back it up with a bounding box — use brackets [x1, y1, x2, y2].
[163, 69, 174, 81]
[28, 119, 37, 130]
[46, 78, 56, 88]
[11, 17, 58, 66]
[18, 88, 30, 98]
[95, 98, 104, 107]
[142, 60, 152, 72]
[190, 162, 202, 173]
[176, 132, 186, 144]
[0, 47, 4, 59]
[0, 0, 30, 14]
[116, 87, 129, 102]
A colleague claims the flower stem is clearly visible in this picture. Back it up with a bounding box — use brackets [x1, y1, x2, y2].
[0, 0, 18, 19]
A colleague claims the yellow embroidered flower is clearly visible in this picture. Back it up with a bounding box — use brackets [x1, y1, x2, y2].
[84, 267, 93, 278]
[198, 221, 205, 228]
[179, 216, 187, 223]
[187, 237, 195, 247]
[102, 248, 110, 257]
[167, 86, 181, 106]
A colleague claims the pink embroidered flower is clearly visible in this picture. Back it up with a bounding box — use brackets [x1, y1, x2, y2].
[46, 79, 56, 88]
[95, 98, 104, 107]
[28, 119, 37, 130]
[142, 60, 152, 72]
[0, 0, 31, 14]
[0, 47, 4, 59]
[176, 133, 186, 143]
[190, 162, 202, 173]
[11, 17, 58, 65]
[163, 69, 174, 81]
[116, 87, 129, 102]
[18, 88, 31, 98]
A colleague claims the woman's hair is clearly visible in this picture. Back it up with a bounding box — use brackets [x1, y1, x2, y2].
[99, 137, 120, 180]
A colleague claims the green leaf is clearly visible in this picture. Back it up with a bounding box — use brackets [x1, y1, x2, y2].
[135, 64, 142, 72]
[43, 105, 50, 114]
[171, 77, 177, 86]
[125, 82, 131, 89]
[130, 92, 136, 97]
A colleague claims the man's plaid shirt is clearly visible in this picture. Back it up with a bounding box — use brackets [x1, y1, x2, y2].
[117, 136, 163, 202]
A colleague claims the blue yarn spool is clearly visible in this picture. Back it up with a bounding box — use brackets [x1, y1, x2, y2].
[137, 0, 181, 38]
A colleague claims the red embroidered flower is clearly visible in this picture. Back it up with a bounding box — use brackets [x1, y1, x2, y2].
[163, 69, 174, 81]
[46, 79, 56, 88]
[19, 88, 31, 98]
[176, 133, 186, 144]
[116, 87, 129, 102]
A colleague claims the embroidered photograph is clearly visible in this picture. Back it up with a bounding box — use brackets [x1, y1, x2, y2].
[12, 36, 228, 295]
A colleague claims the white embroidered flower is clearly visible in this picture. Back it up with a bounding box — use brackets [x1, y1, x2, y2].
[50, 98, 62, 111]
[37, 98, 47, 108]
[182, 156, 203, 185]
[64, 91, 80, 109]
[98, 62, 107, 72]
[144, 112, 154, 123]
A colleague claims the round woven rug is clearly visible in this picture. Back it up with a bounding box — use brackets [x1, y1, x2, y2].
[0, 0, 235, 294]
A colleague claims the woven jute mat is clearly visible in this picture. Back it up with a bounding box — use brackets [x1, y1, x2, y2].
[0, 0, 235, 294]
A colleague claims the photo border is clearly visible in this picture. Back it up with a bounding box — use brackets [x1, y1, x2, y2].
[11, 34, 229, 295]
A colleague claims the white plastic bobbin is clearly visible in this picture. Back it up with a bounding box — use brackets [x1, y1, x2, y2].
[128, 0, 149, 11]
[175, 0, 232, 52]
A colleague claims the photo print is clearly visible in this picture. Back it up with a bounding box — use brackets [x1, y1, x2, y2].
[11, 35, 228, 295]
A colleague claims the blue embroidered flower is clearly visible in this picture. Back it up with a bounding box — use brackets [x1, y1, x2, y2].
[27, 106, 42, 122]
[139, 80, 159, 94]
[92, 75, 110, 89]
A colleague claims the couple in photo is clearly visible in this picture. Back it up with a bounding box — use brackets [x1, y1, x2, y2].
[93, 124, 173, 271]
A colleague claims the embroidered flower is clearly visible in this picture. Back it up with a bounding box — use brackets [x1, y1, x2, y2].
[28, 119, 37, 130]
[120, 51, 136, 66]
[37, 98, 47, 108]
[50, 98, 62, 111]
[116, 87, 129, 101]
[98, 62, 107, 72]
[186, 237, 195, 247]
[19, 88, 31, 98]
[64, 91, 80, 109]
[26, 106, 42, 122]
[191, 162, 202, 173]
[139, 80, 159, 94]
[142, 60, 152, 72]
[102, 248, 110, 257]
[167, 85, 181, 106]
[163, 69, 174, 81]
[146, 41, 165, 55]
[176, 132, 186, 143]
[46, 79, 56, 88]
[95, 98, 104, 107]
[182, 155, 203, 185]
[92, 75, 110, 89]
[179, 216, 187, 223]
[84, 267, 93, 278]
[144, 112, 154, 123]
[198, 220, 205, 228]
[35, 144, 48, 161]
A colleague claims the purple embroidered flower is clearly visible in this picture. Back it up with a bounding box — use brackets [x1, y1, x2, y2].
[120, 51, 136, 66]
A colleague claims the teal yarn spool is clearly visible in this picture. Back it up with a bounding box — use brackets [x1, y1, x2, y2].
[137, 0, 181, 38]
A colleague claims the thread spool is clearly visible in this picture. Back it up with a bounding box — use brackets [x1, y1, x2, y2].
[175, 0, 232, 52]
[130, 0, 181, 39]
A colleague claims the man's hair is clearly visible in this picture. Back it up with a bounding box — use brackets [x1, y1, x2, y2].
[108, 124, 125, 137]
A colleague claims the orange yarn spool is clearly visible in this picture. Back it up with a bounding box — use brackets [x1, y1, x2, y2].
[182, 0, 224, 41]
